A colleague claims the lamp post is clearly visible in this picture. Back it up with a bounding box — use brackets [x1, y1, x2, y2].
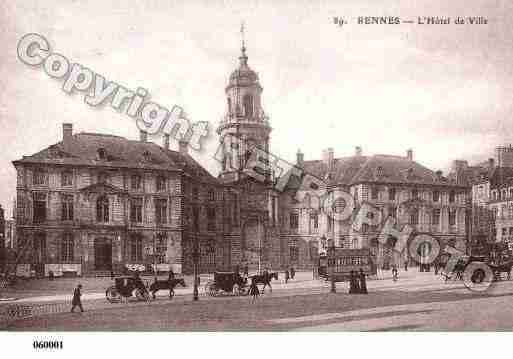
[328, 240, 336, 293]
[192, 235, 199, 301]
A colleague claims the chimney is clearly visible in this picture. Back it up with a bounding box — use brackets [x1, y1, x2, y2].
[62, 123, 73, 145]
[406, 148, 413, 161]
[355, 146, 362, 156]
[322, 147, 334, 169]
[163, 134, 170, 149]
[435, 170, 443, 179]
[139, 130, 148, 142]
[179, 139, 188, 155]
[296, 149, 304, 167]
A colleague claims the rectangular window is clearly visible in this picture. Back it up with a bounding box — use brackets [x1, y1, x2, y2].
[61, 172, 73, 187]
[310, 213, 319, 229]
[371, 187, 379, 200]
[509, 227, 513, 235]
[61, 234, 74, 263]
[208, 190, 215, 201]
[290, 212, 299, 229]
[155, 199, 168, 224]
[388, 188, 396, 200]
[271, 197, 276, 224]
[155, 233, 167, 264]
[290, 246, 299, 262]
[130, 198, 143, 223]
[362, 223, 369, 233]
[410, 209, 419, 225]
[432, 209, 441, 225]
[33, 170, 46, 185]
[61, 194, 74, 221]
[156, 176, 167, 192]
[502, 228, 507, 236]
[388, 205, 397, 218]
[130, 236, 143, 262]
[449, 209, 456, 226]
[433, 190, 440, 202]
[449, 191, 456, 203]
[193, 207, 199, 231]
[131, 175, 142, 190]
[232, 194, 239, 227]
[33, 192, 47, 223]
[207, 207, 216, 231]
[412, 189, 419, 200]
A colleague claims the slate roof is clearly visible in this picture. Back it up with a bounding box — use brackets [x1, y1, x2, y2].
[13, 132, 219, 185]
[287, 154, 466, 190]
[488, 167, 513, 189]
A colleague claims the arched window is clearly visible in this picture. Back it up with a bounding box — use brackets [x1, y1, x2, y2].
[243, 95, 253, 117]
[97, 148, 107, 160]
[96, 196, 109, 222]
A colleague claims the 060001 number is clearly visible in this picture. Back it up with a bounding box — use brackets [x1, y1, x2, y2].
[33, 341, 63, 350]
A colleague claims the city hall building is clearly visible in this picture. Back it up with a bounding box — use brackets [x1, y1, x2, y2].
[13, 43, 469, 276]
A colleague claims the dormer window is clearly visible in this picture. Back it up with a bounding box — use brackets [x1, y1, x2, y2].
[376, 166, 384, 178]
[97, 148, 107, 160]
[142, 150, 151, 162]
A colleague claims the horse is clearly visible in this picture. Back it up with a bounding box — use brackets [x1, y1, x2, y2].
[149, 278, 186, 299]
[250, 272, 279, 293]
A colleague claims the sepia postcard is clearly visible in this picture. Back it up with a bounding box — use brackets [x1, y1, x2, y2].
[0, 0, 512, 357]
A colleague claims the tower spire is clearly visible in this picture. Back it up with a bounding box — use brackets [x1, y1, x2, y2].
[239, 21, 248, 66]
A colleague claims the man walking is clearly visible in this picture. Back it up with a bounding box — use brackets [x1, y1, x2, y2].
[71, 284, 84, 313]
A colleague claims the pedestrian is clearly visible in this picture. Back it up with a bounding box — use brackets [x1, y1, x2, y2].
[110, 270, 115, 279]
[359, 268, 368, 294]
[404, 260, 408, 272]
[290, 267, 295, 279]
[249, 278, 260, 302]
[284, 269, 290, 284]
[71, 284, 84, 313]
[353, 270, 361, 293]
[349, 271, 356, 294]
[48, 270, 54, 281]
[392, 265, 398, 281]
[168, 269, 175, 281]
[244, 264, 249, 277]
[434, 262, 439, 275]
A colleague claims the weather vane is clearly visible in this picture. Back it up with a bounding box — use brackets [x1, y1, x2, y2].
[240, 21, 245, 49]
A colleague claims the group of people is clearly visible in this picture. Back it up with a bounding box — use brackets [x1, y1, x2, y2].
[348, 269, 368, 294]
[284, 267, 295, 283]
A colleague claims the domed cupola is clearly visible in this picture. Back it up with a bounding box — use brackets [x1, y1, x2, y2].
[228, 45, 260, 87]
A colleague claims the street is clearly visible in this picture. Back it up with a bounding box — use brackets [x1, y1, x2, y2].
[2, 270, 513, 331]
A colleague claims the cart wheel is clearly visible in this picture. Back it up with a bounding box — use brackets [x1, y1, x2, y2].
[106, 286, 121, 303]
[136, 288, 150, 301]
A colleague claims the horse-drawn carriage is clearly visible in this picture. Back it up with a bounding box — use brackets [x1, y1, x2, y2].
[442, 254, 513, 283]
[106, 276, 151, 303]
[205, 271, 248, 297]
[106, 275, 186, 303]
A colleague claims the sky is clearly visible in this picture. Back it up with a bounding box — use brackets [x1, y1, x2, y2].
[0, 0, 512, 218]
